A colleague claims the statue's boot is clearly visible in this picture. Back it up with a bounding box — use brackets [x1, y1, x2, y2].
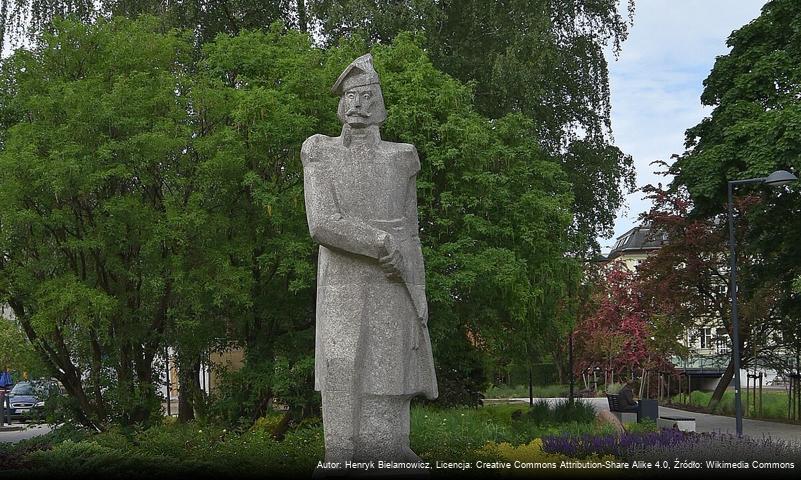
[322, 390, 357, 462]
[356, 394, 428, 477]
[317, 355, 360, 478]
[314, 390, 358, 478]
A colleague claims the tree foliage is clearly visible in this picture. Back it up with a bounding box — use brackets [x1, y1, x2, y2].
[0, 17, 202, 428]
[0, 0, 636, 254]
[367, 33, 579, 403]
[0, 313, 46, 376]
[0, 14, 583, 426]
[573, 262, 677, 384]
[310, 0, 636, 251]
[668, 0, 801, 399]
[0, 5, 642, 426]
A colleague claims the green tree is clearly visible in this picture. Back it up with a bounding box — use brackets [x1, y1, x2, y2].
[192, 30, 579, 409]
[310, 0, 636, 253]
[0, 17, 199, 429]
[187, 24, 336, 422]
[669, 0, 801, 406]
[0, 14, 583, 425]
[1, 1, 636, 255]
[0, 314, 47, 377]
[198, 30, 580, 408]
[0, 1, 300, 53]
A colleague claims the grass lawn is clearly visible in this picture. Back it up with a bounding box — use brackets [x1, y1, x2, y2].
[671, 390, 799, 422]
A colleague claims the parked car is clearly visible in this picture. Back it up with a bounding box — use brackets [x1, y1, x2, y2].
[7, 380, 61, 422]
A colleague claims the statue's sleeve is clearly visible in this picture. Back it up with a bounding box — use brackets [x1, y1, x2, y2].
[301, 136, 389, 259]
[405, 146, 427, 317]
[406, 146, 422, 241]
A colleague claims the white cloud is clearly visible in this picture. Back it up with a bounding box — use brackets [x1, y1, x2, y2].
[600, 0, 767, 253]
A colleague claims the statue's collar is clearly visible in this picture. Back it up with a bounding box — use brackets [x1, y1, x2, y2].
[341, 125, 381, 148]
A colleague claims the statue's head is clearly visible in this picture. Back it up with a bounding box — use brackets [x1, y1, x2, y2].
[332, 54, 387, 128]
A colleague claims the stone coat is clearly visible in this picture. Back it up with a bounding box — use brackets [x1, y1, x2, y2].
[301, 128, 438, 399]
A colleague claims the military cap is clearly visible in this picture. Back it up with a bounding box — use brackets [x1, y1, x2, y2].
[331, 53, 380, 95]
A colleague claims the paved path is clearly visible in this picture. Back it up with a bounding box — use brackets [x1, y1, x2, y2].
[0, 424, 52, 443]
[499, 397, 801, 444]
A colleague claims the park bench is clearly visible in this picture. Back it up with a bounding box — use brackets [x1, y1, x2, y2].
[607, 394, 659, 424]
[606, 394, 637, 424]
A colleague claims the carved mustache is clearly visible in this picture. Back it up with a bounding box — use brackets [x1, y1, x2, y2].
[345, 109, 371, 117]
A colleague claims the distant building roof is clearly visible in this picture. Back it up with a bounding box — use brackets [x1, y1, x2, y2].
[606, 223, 667, 260]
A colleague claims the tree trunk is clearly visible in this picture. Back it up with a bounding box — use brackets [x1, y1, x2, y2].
[59, 372, 104, 432]
[177, 357, 196, 423]
[297, 0, 307, 33]
[177, 352, 204, 423]
[88, 330, 106, 419]
[639, 369, 646, 398]
[555, 363, 564, 386]
[708, 358, 735, 410]
[12, 302, 104, 431]
[190, 359, 205, 418]
[552, 345, 565, 384]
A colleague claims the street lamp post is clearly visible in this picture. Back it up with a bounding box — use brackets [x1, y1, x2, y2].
[727, 169, 797, 437]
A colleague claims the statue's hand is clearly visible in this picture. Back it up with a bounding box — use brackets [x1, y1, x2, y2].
[379, 234, 405, 281]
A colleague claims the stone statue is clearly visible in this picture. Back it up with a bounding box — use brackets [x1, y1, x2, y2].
[301, 54, 438, 468]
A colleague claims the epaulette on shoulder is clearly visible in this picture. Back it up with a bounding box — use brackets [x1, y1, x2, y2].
[396, 143, 420, 175]
[301, 134, 335, 165]
[397, 142, 417, 154]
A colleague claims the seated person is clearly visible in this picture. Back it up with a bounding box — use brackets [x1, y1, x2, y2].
[618, 383, 639, 412]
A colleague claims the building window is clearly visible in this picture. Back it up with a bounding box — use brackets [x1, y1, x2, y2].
[700, 327, 713, 349]
[716, 327, 730, 354]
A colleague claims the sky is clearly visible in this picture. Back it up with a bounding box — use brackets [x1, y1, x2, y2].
[600, 0, 768, 254]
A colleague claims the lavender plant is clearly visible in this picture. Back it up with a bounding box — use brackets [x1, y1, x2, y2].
[542, 429, 695, 458]
[543, 428, 801, 468]
[624, 433, 801, 466]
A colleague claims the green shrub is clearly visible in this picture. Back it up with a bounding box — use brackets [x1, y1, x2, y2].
[90, 428, 134, 453]
[5, 404, 613, 476]
[24, 440, 212, 478]
[410, 402, 604, 461]
[526, 399, 552, 424]
[549, 399, 597, 424]
[0, 422, 91, 462]
[624, 419, 658, 434]
[524, 399, 596, 424]
[484, 384, 569, 398]
[25, 440, 115, 473]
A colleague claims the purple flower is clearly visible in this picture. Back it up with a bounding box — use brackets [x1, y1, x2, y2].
[542, 430, 696, 458]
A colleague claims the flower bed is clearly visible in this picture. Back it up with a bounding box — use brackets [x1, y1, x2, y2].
[542, 429, 801, 469]
[541, 429, 694, 458]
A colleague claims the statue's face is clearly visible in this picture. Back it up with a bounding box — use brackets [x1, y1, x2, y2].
[338, 85, 386, 127]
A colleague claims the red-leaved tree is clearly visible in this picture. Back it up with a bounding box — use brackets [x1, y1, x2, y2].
[573, 262, 677, 390]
